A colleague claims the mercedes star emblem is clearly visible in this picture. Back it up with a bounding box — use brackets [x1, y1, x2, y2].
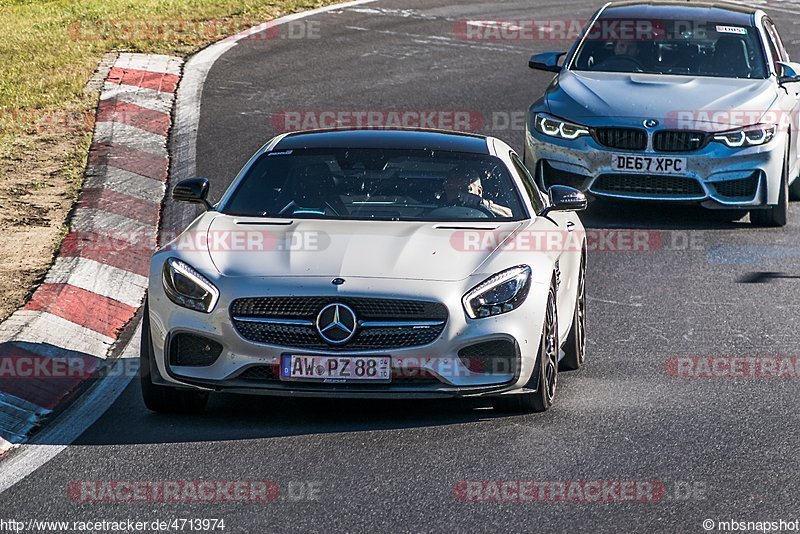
[315, 303, 358, 345]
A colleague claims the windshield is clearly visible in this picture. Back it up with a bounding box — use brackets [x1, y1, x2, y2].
[571, 18, 768, 78]
[221, 148, 526, 221]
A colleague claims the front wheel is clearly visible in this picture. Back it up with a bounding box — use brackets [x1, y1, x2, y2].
[492, 282, 559, 413]
[560, 251, 586, 371]
[751, 149, 788, 227]
[140, 303, 209, 414]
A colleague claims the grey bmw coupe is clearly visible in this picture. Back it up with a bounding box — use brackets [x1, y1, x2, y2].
[526, 1, 800, 226]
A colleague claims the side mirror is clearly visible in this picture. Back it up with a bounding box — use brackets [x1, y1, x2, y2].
[172, 177, 212, 209]
[777, 61, 800, 85]
[540, 185, 587, 216]
[529, 51, 566, 73]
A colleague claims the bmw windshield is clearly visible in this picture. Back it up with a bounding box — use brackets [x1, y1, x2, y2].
[221, 148, 527, 221]
[570, 17, 768, 78]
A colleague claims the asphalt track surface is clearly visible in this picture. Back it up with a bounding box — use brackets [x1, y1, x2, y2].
[3, 0, 800, 532]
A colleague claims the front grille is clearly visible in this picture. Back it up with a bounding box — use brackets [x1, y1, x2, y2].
[540, 161, 588, 190]
[712, 174, 759, 198]
[231, 297, 448, 350]
[593, 128, 647, 151]
[653, 131, 708, 152]
[231, 297, 446, 321]
[169, 333, 223, 367]
[591, 174, 704, 197]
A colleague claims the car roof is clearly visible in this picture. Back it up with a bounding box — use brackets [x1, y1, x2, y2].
[272, 129, 490, 154]
[601, 1, 758, 25]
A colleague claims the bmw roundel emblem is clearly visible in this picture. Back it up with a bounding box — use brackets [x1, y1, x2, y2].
[643, 119, 659, 128]
[315, 303, 358, 345]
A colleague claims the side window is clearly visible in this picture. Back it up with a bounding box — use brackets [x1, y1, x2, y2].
[510, 153, 546, 214]
[764, 20, 788, 61]
[762, 20, 785, 73]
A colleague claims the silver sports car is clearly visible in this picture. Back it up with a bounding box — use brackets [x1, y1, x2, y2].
[141, 129, 588, 414]
[525, 1, 800, 226]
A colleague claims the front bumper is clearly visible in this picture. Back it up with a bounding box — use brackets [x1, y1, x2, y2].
[524, 125, 783, 208]
[146, 275, 550, 399]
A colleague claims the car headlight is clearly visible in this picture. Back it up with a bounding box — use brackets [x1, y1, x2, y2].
[462, 265, 532, 319]
[162, 258, 219, 313]
[533, 112, 590, 140]
[713, 124, 776, 148]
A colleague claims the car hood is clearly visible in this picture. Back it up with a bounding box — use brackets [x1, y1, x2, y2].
[201, 216, 524, 281]
[547, 70, 779, 129]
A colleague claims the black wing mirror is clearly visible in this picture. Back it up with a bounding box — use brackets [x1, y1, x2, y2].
[172, 177, 212, 209]
[529, 51, 566, 73]
[540, 185, 587, 216]
[777, 61, 800, 85]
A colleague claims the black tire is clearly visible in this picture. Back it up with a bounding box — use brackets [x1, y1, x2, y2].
[492, 282, 559, 413]
[751, 146, 789, 227]
[560, 251, 586, 371]
[790, 176, 800, 201]
[140, 303, 209, 414]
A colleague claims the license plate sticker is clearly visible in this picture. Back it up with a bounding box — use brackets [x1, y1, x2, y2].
[611, 155, 687, 174]
[280, 354, 392, 382]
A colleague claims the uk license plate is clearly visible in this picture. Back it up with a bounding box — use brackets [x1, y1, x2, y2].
[280, 354, 392, 382]
[611, 155, 687, 174]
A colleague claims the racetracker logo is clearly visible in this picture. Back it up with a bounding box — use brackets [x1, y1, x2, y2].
[666, 110, 800, 133]
[453, 480, 668, 502]
[453, 18, 665, 42]
[67, 480, 280, 503]
[450, 230, 665, 253]
[0, 110, 93, 134]
[271, 110, 484, 132]
[665, 356, 800, 379]
[68, 19, 320, 41]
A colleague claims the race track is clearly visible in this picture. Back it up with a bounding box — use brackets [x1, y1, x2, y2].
[2, 0, 800, 531]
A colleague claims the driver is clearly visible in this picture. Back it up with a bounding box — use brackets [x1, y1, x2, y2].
[613, 40, 639, 58]
[441, 165, 513, 217]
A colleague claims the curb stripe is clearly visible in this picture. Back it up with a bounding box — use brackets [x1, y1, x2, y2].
[96, 99, 171, 136]
[84, 165, 166, 203]
[70, 207, 154, 236]
[107, 67, 179, 93]
[76, 190, 160, 226]
[0, 343, 102, 410]
[88, 143, 168, 182]
[24, 284, 137, 339]
[0, 311, 113, 356]
[93, 121, 168, 157]
[114, 53, 183, 75]
[100, 83, 175, 115]
[44, 257, 148, 308]
[60, 234, 152, 278]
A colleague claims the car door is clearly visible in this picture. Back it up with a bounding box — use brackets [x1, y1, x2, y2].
[763, 16, 800, 174]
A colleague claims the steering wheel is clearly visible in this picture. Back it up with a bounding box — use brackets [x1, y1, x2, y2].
[593, 55, 645, 72]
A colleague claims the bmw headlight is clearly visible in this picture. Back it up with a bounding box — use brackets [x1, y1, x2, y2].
[713, 124, 776, 148]
[533, 112, 590, 140]
[162, 258, 219, 313]
[462, 265, 532, 319]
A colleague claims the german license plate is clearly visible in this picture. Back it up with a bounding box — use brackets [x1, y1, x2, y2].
[280, 354, 391, 382]
[611, 155, 687, 174]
